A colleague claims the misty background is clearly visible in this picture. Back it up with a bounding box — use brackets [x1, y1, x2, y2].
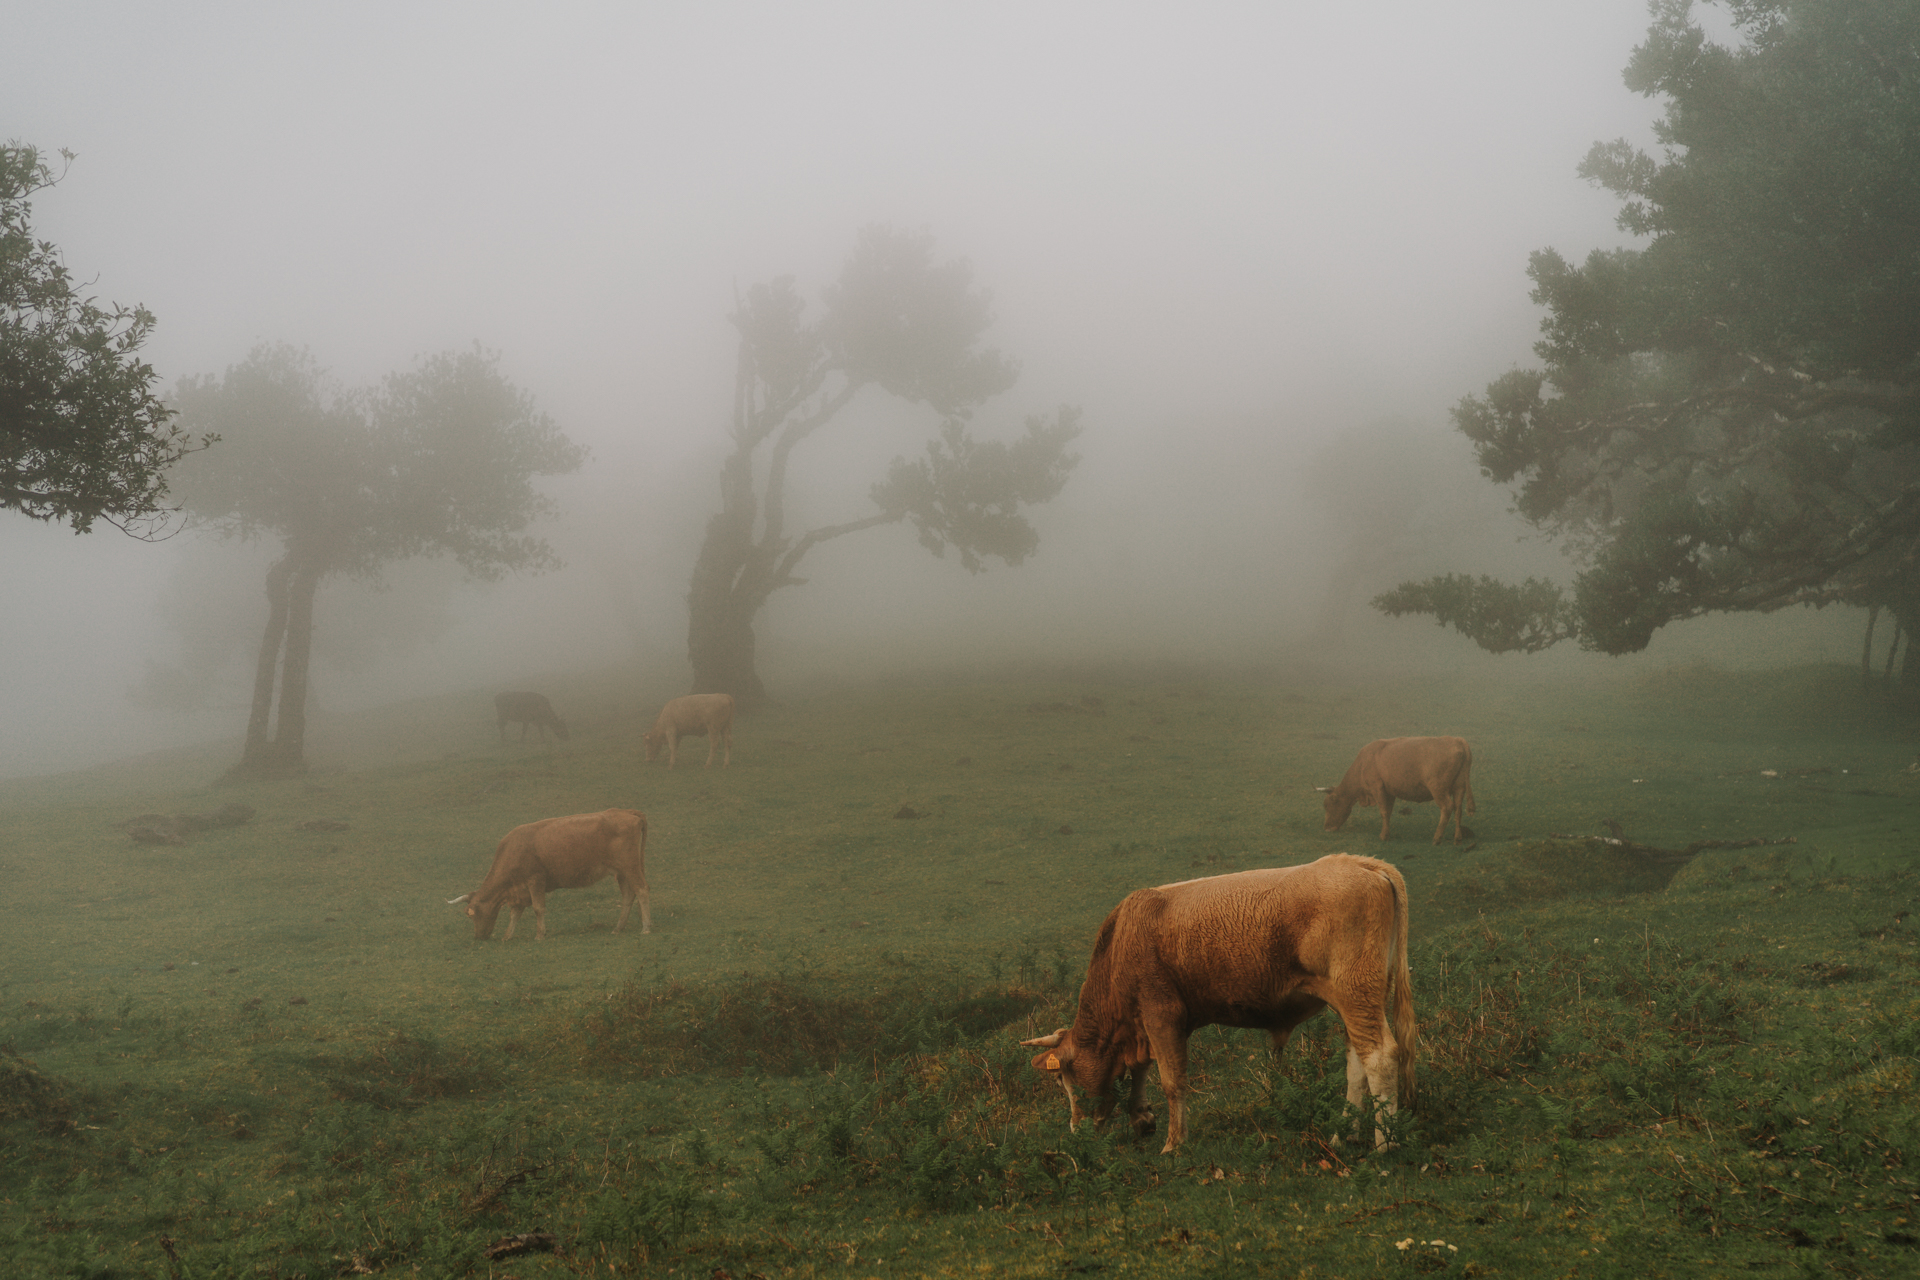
[1, 1, 1857, 780]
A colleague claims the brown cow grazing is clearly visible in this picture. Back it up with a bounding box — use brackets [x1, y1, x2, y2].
[1023, 854, 1415, 1154]
[446, 809, 649, 939]
[495, 691, 570, 743]
[1321, 736, 1475, 844]
[644, 693, 733, 768]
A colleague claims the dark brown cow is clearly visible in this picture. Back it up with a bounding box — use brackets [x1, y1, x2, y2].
[1321, 736, 1475, 844]
[447, 809, 648, 940]
[1023, 854, 1416, 1153]
[644, 693, 733, 768]
[495, 691, 570, 743]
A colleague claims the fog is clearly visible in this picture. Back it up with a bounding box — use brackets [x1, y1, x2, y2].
[2, 1, 1854, 780]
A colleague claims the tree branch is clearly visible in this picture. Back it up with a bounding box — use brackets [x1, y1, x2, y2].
[770, 509, 904, 588]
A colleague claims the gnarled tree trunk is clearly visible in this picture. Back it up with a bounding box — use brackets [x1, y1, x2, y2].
[238, 556, 292, 772]
[229, 551, 328, 778]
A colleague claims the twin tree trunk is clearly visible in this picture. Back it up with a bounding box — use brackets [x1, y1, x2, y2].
[232, 552, 326, 777]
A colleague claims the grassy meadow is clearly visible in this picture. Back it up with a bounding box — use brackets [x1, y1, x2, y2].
[2, 660, 1917, 1278]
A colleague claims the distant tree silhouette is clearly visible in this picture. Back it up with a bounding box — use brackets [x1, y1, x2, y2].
[172, 344, 585, 775]
[685, 226, 1081, 704]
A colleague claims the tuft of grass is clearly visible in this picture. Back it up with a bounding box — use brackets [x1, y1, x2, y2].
[571, 973, 1048, 1077]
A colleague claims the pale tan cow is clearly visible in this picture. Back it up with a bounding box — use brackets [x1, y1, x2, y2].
[1321, 736, 1476, 844]
[447, 809, 649, 939]
[644, 693, 734, 768]
[1023, 854, 1416, 1153]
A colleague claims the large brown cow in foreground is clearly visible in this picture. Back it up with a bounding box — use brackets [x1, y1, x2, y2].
[1321, 736, 1475, 844]
[446, 809, 649, 939]
[1023, 854, 1415, 1154]
[494, 691, 570, 743]
[644, 693, 733, 768]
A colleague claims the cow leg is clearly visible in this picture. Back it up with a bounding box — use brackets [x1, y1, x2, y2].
[502, 902, 521, 941]
[529, 883, 549, 941]
[612, 872, 652, 935]
[667, 734, 678, 768]
[1141, 1018, 1190, 1153]
[1360, 1037, 1402, 1148]
[1432, 796, 1450, 845]
[1338, 1028, 1402, 1149]
[1379, 799, 1393, 841]
[704, 735, 716, 768]
[1345, 1044, 1369, 1115]
[1122, 1063, 1156, 1139]
[722, 727, 732, 767]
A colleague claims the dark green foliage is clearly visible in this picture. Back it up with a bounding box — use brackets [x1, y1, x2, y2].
[1, 142, 206, 535]
[1381, 0, 1920, 674]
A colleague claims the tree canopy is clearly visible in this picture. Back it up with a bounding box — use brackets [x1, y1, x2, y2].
[172, 343, 585, 774]
[1376, 0, 1920, 673]
[687, 226, 1082, 703]
[1, 142, 205, 534]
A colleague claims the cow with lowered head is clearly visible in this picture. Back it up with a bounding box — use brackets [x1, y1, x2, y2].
[495, 691, 570, 743]
[1321, 735, 1475, 844]
[1023, 853, 1415, 1153]
[448, 808, 649, 940]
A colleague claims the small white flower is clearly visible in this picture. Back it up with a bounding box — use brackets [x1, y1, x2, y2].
[1396, 1238, 1413, 1251]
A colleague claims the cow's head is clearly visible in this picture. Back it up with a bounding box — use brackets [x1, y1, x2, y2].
[553, 722, 571, 741]
[1022, 1027, 1089, 1125]
[1319, 785, 1354, 832]
[450, 889, 507, 939]
[642, 730, 664, 762]
[1022, 1026, 1153, 1138]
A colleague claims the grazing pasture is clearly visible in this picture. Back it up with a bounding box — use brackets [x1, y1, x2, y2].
[1, 662, 1915, 1278]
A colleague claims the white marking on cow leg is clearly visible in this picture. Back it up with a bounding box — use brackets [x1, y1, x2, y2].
[1344, 1045, 1369, 1110]
[1362, 1042, 1402, 1149]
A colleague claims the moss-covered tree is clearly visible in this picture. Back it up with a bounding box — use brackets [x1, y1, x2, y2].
[1376, 0, 1920, 689]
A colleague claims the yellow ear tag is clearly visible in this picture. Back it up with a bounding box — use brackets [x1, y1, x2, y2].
[1045, 1054, 1061, 1071]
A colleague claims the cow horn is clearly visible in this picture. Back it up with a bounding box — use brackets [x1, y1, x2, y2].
[1314, 786, 1330, 793]
[446, 893, 472, 905]
[1020, 1029, 1068, 1048]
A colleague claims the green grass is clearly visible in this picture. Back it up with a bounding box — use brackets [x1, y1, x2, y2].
[1, 662, 1916, 1277]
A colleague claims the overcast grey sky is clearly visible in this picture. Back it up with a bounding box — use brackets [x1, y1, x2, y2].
[11, 1, 1813, 778]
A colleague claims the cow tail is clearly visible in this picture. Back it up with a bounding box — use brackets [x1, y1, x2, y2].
[1388, 866, 1417, 1105]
